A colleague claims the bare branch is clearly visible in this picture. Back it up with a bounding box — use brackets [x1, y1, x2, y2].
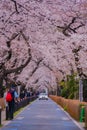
[6, 31, 32, 74]
[5, 33, 20, 61]
[6, 55, 31, 74]
[56, 17, 85, 36]
[5, 11, 16, 24]
[30, 59, 43, 77]
[73, 23, 85, 31]
[72, 46, 87, 78]
[43, 62, 53, 71]
[6, 50, 12, 61]
[11, 0, 19, 13]
[8, 33, 20, 43]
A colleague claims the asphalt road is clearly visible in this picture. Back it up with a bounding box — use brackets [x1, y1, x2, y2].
[0, 98, 85, 130]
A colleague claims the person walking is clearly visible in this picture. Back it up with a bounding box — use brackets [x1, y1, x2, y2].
[6, 87, 15, 120]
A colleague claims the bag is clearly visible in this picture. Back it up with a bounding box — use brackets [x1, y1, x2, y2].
[6, 92, 13, 102]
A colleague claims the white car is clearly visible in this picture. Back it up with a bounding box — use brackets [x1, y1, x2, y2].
[39, 93, 48, 100]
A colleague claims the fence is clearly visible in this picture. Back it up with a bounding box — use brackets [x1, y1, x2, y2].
[14, 96, 36, 112]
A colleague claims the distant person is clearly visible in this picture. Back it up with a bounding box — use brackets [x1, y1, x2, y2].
[26, 90, 30, 97]
[14, 89, 19, 102]
[20, 91, 25, 99]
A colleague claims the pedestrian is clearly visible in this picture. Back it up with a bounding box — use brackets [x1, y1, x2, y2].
[14, 88, 19, 102]
[26, 90, 30, 97]
[6, 87, 15, 120]
[20, 90, 25, 100]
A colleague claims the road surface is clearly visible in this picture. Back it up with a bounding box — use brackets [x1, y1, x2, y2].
[0, 98, 85, 130]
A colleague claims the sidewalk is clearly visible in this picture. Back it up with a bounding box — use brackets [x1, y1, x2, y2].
[1, 106, 26, 126]
[1, 109, 6, 124]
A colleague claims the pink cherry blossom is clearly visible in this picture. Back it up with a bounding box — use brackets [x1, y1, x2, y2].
[0, 0, 87, 90]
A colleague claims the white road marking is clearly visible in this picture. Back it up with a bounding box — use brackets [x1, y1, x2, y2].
[61, 117, 70, 120]
[17, 116, 24, 120]
[56, 108, 61, 111]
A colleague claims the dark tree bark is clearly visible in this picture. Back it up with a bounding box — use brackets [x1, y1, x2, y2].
[11, 0, 19, 13]
[29, 59, 43, 77]
[72, 46, 87, 78]
[56, 17, 85, 36]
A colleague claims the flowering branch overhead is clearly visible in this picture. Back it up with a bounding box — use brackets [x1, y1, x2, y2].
[0, 0, 87, 94]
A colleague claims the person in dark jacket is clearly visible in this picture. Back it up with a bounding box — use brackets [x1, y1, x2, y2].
[8, 87, 15, 120]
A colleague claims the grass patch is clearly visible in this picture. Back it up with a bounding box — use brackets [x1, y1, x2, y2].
[0, 124, 3, 127]
[14, 107, 24, 117]
[63, 105, 67, 111]
[14, 102, 32, 117]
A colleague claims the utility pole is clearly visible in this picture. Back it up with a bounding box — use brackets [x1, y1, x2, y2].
[79, 77, 83, 102]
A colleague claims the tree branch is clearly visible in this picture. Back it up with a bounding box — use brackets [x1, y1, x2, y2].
[11, 0, 19, 13]
[57, 17, 85, 36]
[6, 55, 31, 74]
[29, 59, 43, 77]
[72, 46, 87, 78]
[6, 31, 32, 74]
[6, 33, 20, 61]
